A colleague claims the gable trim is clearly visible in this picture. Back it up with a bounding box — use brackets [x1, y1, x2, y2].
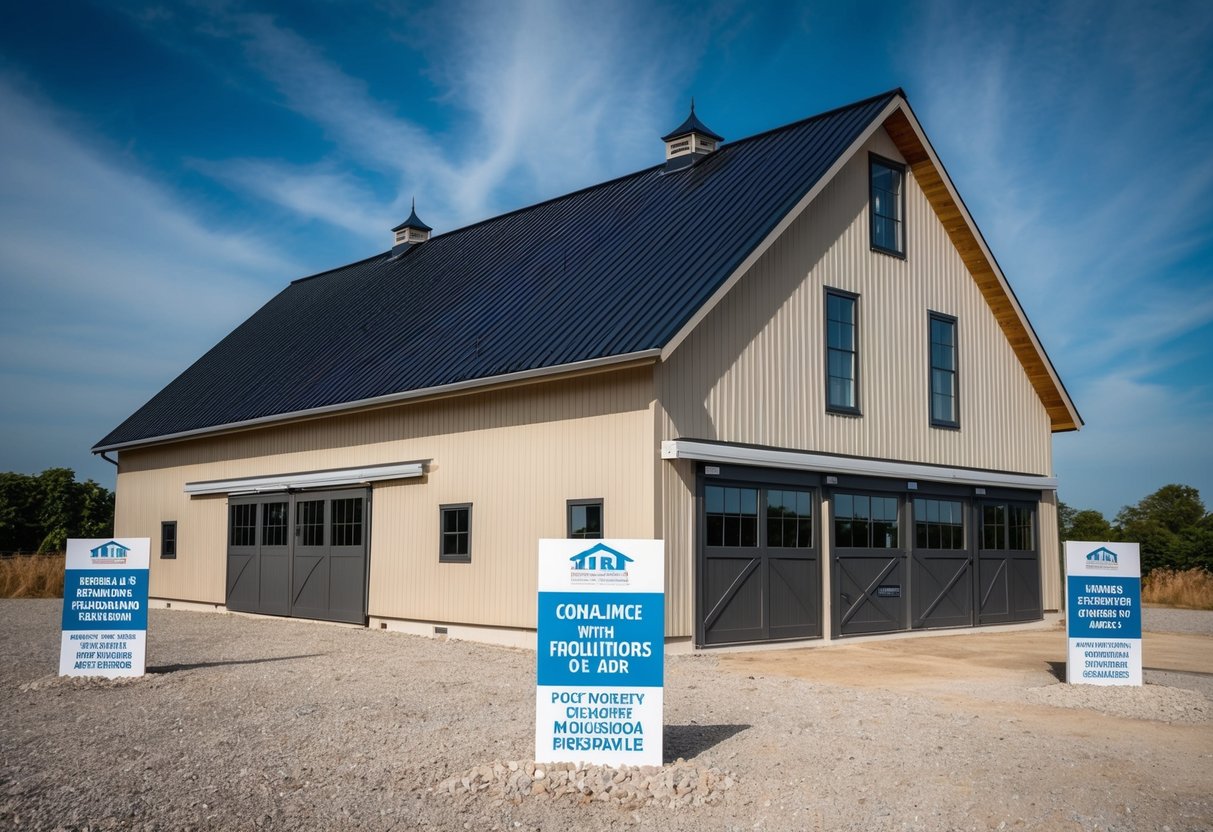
[881, 106, 1082, 432]
[659, 96, 1082, 433]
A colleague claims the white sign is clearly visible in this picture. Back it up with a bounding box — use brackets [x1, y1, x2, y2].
[59, 538, 150, 678]
[1065, 541, 1142, 686]
[535, 539, 664, 767]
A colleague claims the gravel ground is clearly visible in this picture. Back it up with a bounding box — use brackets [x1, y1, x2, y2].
[2, 600, 1211, 831]
[1143, 606, 1213, 636]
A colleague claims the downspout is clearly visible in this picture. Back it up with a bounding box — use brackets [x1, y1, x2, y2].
[96, 451, 118, 467]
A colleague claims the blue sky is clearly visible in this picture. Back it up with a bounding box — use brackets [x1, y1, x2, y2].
[1, 0, 1211, 520]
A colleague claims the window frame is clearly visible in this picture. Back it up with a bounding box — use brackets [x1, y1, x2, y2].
[567, 498, 604, 540]
[160, 520, 177, 559]
[869, 153, 907, 258]
[832, 491, 901, 550]
[824, 288, 862, 416]
[438, 503, 472, 563]
[928, 311, 960, 429]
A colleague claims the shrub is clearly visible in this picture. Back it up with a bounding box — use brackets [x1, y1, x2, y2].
[1141, 567, 1213, 610]
[0, 553, 65, 598]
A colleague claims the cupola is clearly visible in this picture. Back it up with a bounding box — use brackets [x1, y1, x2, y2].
[391, 199, 432, 255]
[661, 99, 723, 172]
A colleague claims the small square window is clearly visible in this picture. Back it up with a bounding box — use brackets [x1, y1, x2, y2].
[161, 521, 177, 559]
[568, 500, 604, 539]
[870, 154, 906, 257]
[439, 504, 472, 563]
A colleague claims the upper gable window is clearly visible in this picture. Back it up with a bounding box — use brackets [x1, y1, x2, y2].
[870, 155, 906, 257]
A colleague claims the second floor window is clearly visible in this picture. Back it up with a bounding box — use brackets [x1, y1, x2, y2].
[930, 313, 959, 428]
[826, 290, 859, 414]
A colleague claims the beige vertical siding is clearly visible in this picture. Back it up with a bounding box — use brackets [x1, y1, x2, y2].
[656, 127, 1054, 474]
[115, 368, 655, 628]
[1038, 491, 1062, 611]
[655, 456, 697, 636]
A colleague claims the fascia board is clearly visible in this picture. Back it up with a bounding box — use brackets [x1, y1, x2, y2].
[889, 103, 1083, 431]
[661, 439, 1058, 491]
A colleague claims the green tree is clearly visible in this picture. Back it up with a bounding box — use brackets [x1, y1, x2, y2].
[1116, 484, 1209, 573]
[0, 469, 114, 554]
[1068, 509, 1115, 542]
[0, 472, 41, 552]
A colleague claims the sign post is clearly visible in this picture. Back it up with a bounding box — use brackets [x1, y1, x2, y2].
[535, 539, 664, 767]
[1065, 541, 1142, 685]
[59, 538, 150, 678]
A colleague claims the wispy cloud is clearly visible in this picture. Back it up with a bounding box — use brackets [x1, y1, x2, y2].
[0, 76, 295, 482]
[154, 0, 685, 236]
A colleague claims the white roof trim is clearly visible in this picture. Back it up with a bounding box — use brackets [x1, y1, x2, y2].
[659, 98, 903, 362]
[96, 349, 661, 453]
[184, 461, 425, 496]
[661, 440, 1057, 491]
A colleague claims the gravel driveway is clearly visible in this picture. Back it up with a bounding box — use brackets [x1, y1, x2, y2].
[2, 600, 1210, 831]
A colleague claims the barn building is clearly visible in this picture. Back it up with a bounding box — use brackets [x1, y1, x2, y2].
[94, 89, 1081, 649]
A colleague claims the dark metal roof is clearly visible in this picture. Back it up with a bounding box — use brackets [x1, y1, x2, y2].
[96, 90, 901, 450]
[661, 101, 724, 143]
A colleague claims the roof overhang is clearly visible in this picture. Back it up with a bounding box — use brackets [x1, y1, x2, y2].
[878, 103, 1082, 432]
[660, 94, 1082, 433]
[662, 440, 1057, 491]
[184, 461, 426, 496]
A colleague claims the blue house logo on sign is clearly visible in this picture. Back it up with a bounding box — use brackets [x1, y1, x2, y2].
[89, 540, 130, 564]
[1085, 546, 1118, 570]
[569, 543, 633, 585]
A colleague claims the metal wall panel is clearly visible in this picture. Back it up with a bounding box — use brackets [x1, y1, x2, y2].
[1038, 491, 1061, 611]
[115, 368, 656, 629]
[656, 127, 1060, 628]
[656, 458, 697, 636]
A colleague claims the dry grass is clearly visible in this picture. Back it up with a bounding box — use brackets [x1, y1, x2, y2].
[1142, 567, 1213, 610]
[0, 553, 65, 598]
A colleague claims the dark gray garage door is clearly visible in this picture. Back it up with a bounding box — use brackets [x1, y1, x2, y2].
[832, 491, 907, 636]
[976, 499, 1041, 624]
[699, 482, 820, 646]
[910, 497, 973, 629]
[226, 489, 369, 625]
